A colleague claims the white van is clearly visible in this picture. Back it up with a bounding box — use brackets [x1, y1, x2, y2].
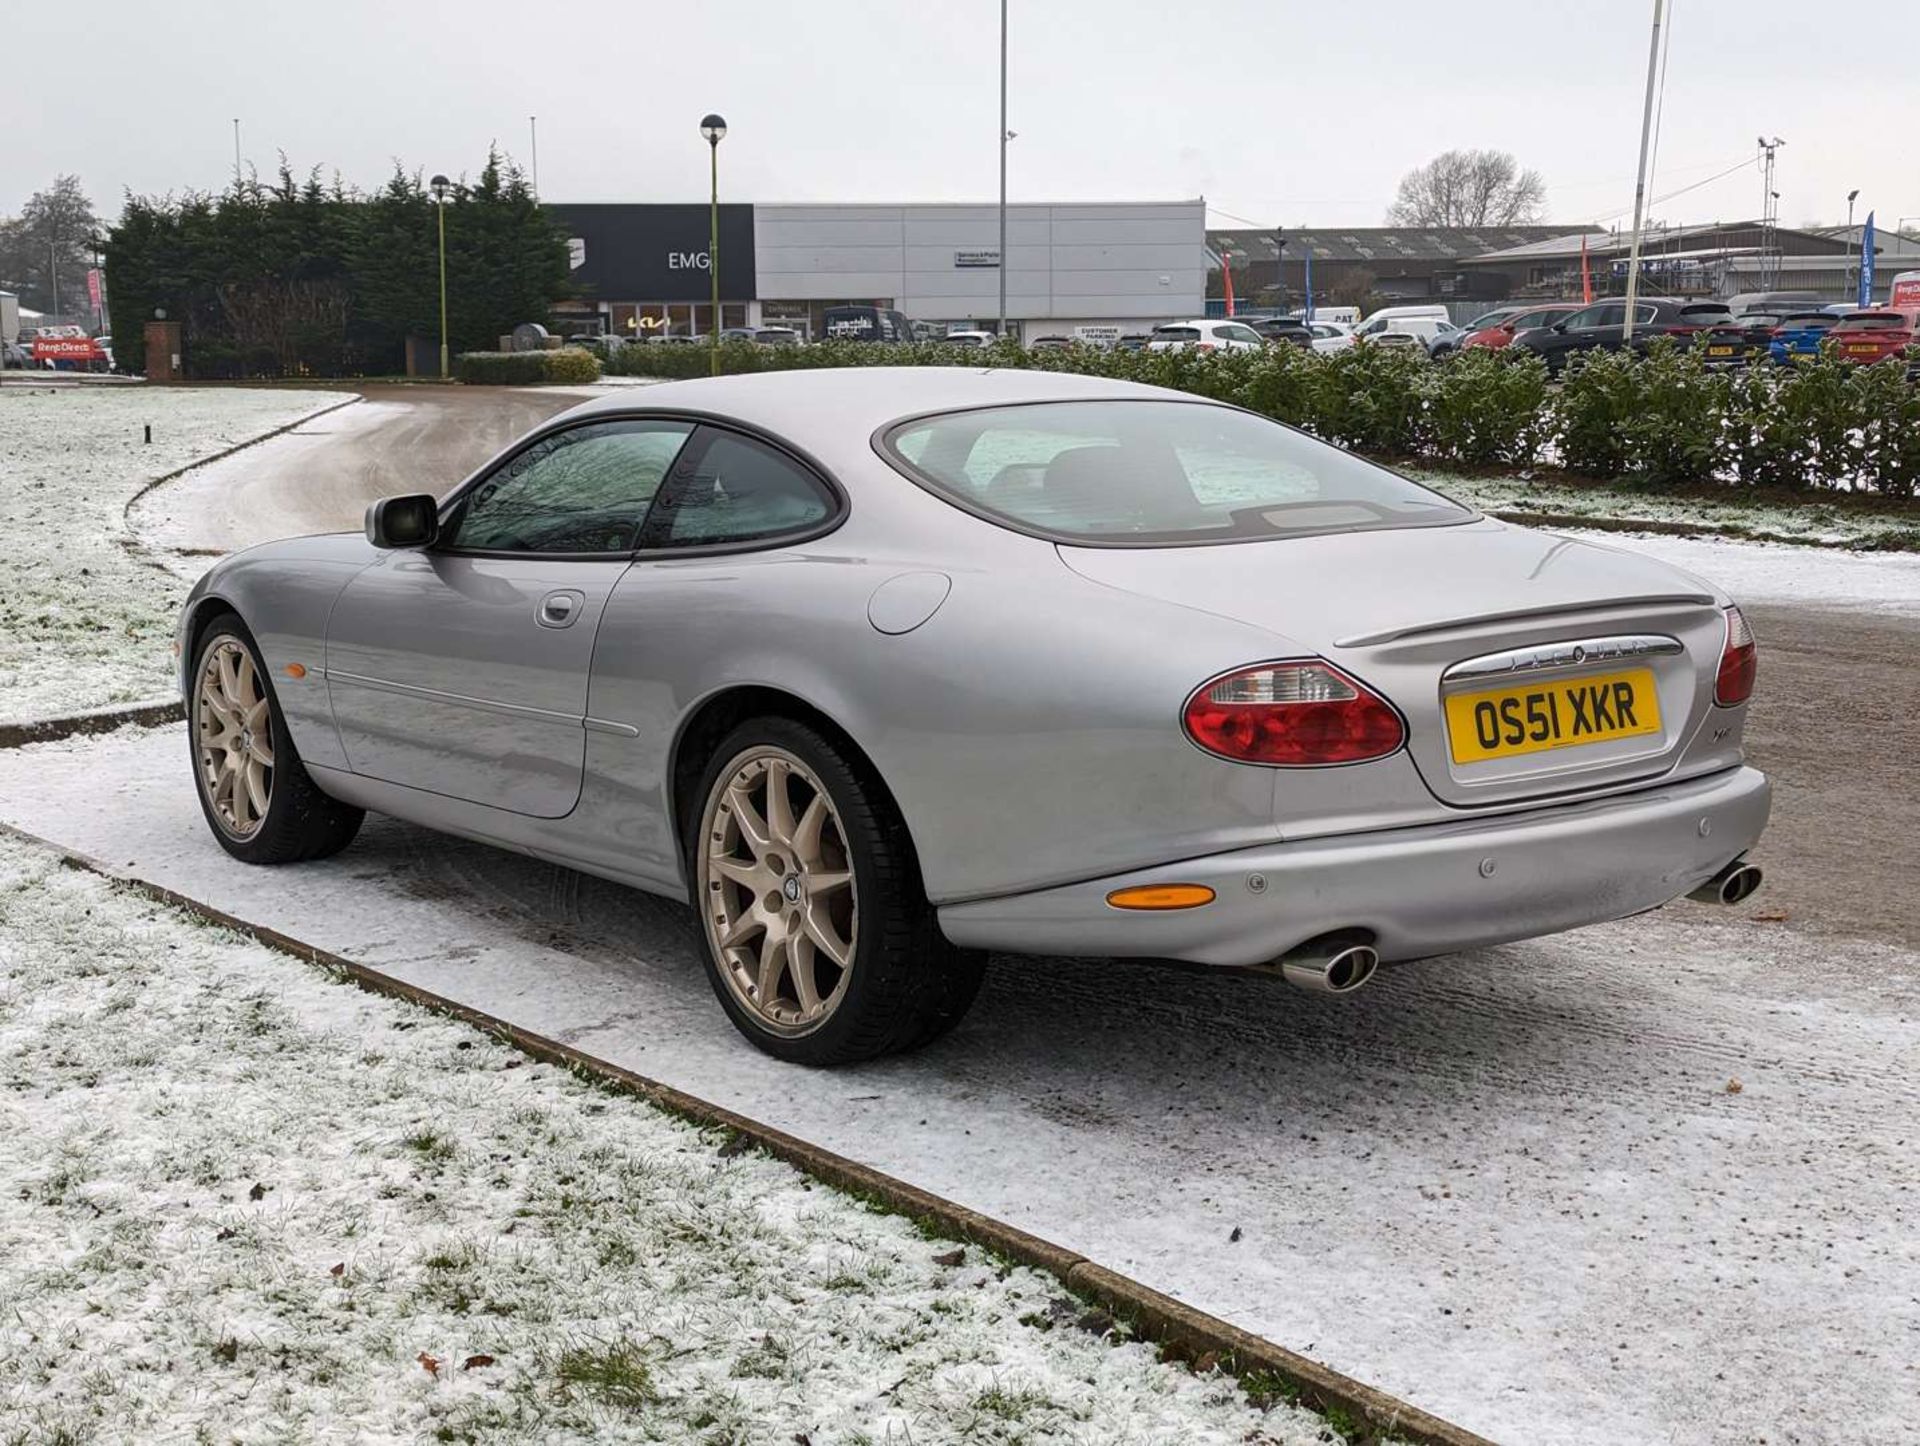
[1353, 304, 1450, 340]
[1293, 305, 1360, 326]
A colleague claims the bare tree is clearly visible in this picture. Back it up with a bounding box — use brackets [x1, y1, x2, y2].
[1386, 150, 1546, 228]
[0, 175, 101, 318]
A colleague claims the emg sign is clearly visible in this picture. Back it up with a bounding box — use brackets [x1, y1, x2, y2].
[544, 203, 755, 301]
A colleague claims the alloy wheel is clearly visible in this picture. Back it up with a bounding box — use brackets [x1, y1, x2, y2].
[196, 639, 274, 838]
[700, 747, 858, 1035]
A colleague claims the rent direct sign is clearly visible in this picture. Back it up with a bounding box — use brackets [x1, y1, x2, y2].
[32, 337, 102, 362]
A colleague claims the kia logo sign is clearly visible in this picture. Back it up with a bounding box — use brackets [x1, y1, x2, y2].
[667, 252, 711, 271]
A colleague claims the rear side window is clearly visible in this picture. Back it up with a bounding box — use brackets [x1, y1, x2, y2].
[884, 399, 1470, 547]
[643, 429, 837, 549]
[1154, 326, 1201, 340]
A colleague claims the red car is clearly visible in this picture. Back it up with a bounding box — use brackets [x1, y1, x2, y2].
[1462, 303, 1583, 350]
[1825, 310, 1919, 367]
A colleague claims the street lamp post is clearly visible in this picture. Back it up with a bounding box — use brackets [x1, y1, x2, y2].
[701, 114, 727, 377]
[431, 175, 451, 379]
[1846, 189, 1860, 301]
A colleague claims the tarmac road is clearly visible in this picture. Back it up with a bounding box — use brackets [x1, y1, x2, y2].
[129, 383, 588, 556]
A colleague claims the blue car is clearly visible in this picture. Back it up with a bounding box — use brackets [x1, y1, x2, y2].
[1767, 311, 1841, 365]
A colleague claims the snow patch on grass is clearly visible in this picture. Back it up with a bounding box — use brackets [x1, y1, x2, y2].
[0, 834, 1330, 1444]
[1418, 467, 1920, 551]
[0, 386, 341, 723]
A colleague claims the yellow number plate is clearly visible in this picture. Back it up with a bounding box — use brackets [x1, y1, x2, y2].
[1445, 668, 1661, 764]
[1707, 344, 1736, 356]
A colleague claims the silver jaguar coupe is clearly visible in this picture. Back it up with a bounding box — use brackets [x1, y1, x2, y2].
[178, 368, 1769, 1063]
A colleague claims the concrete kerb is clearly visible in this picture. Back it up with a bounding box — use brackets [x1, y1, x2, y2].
[0, 700, 183, 750]
[0, 811, 1500, 1446]
[118, 391, 365, 528]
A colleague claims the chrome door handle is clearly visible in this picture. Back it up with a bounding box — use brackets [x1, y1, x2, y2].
[537, 590, 583, 628]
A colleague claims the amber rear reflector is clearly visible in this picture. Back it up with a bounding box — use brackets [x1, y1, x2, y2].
[1105, 884, 1216, 911]
[284, 663, 308, 679]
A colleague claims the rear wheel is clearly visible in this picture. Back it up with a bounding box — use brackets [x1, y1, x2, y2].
[189, 617, 363, 864]
[691, 719, 983, 1065]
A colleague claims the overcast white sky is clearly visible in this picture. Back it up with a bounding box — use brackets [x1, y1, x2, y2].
[7, 0, 1915, 234]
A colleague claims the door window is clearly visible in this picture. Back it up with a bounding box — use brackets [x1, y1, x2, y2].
[643, 430, 837, 549]
[446, 420, 694, 554]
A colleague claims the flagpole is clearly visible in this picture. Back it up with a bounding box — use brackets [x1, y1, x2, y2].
[1621, 0, 1665, 346]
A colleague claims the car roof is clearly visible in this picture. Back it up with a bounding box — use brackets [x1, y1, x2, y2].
[554, 366, 1208, 454]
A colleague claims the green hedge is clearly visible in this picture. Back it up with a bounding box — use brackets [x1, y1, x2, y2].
[455, 347, 601, 386]
[600, 335, 1919, 495]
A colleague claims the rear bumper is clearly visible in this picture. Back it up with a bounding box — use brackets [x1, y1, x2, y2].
[937, 766, 1771, 967]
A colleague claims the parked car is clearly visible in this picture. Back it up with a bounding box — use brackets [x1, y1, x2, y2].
[1247, 316, 1314, 349]
[1766, 311, 1843, 365]
[940, 330, 997, 349]
[1145, 320, 1266, 352]
[1114, 333, 1152, 353]
[1425, 320, 1468, 359]
[1305, 321, 1356, 354]
[1463, 304, 1583, 350]
[1823, 310, 1919, 369]
[753, 327, 803, 346]
[176, 368, 1769, 1063]
[1514, 299, 1730, 375]
[1458, 305, 1531, 334]
[1696, 312, 1787, 369]
[1, 340, 33, 369]
[1355, 315, 1453, 352]
[719, 327, 759, 343]
[1726, 291, 1824, 316]
[1026, 335, 1074, 351]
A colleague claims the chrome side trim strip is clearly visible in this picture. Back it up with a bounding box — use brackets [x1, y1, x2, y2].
[1442, 634, 1685, 684]
[327, 669, 583, 726]
[583, 717, 641, 738]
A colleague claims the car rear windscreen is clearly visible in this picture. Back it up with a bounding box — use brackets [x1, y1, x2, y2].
[883, 400, 1472, 547]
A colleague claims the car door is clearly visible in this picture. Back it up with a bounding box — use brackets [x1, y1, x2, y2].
[325, 417, 695, 818]
[580, 426, 846, 881]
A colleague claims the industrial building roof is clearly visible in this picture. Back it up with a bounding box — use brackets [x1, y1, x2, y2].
[1205, 225, 1593, 263]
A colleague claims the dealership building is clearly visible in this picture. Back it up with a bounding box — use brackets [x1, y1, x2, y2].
[547, 200, 1205, 342]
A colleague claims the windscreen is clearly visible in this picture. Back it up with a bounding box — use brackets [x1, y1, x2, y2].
[884, 400, 1472, 546]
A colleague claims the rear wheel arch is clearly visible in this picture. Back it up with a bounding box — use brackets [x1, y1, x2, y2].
[669, 686, 923, 882]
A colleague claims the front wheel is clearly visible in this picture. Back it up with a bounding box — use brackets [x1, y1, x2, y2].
[189, 617, 364, 864]
[691, 719, 984, 1065]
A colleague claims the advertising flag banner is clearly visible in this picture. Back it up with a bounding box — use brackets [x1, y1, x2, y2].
[1858, 213, 1875, 309]
[86, 268, 103, 311]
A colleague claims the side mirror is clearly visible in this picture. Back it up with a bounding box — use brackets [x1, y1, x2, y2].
[365, 494, 439, 549]
[1550, 322, 1569, 333]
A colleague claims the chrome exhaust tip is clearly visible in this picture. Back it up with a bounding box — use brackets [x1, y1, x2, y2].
[1277, 934, 1380, 994]
[1689, 859, 1764, 906]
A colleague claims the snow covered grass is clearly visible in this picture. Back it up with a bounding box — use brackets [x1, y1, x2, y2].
[0, 386, 343, 724]
[0, 833, 1331, 1445]
[1412, 466, 1920, 550]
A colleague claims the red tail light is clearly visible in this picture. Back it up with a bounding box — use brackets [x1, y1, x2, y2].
[1195, 342, 1217, 352]
[1714, 606, 1757, 706]
[1183, 661, 1404, 766]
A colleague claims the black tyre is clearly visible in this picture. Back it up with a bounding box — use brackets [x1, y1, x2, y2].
[188, 616, 364, 864]
[689, 718, 985, 1065]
